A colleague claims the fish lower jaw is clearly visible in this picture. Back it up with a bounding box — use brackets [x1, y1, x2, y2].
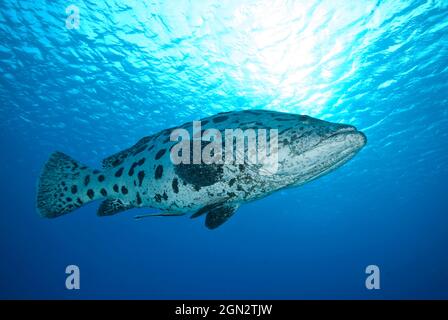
[290, 148, 359, 186]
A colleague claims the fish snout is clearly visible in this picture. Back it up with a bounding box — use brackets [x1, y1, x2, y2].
[335, 124, 357, 134]
[326, 124, 367, 149]
[342, 129, 367, 149]
[358, 130, 367, 146]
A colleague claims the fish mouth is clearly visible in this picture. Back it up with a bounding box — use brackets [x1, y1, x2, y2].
[313, 126, 367, 172]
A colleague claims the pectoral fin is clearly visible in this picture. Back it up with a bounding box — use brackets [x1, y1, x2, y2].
[98, 199, 134, 216]
[191, 203, 218, 219]
[205, 203, 239, 230]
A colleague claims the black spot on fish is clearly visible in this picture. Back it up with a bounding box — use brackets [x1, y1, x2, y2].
[77, 198, 83, 205]
[199, 129, 207, 137]
[148, 145, 154, 152]
[136, 192, 142, 205]
[238, 164, 245, 171]
[128, 162, 138, 176]
[61, 182, 66, 186]
[162, 192, 168, 200]
[98, 175, 105, 182]
[174, 140, 224, 190]
[137, 158, 146, 166]
[100, 188, 107, 196]
[138, 136, 152, 144]
[133, 145, 146, 156]
[84, 175, 90, 186]
[121, 186, 128, 195]
[66, 197, 72, 202]
[113, 184, 119, 192]
[169, 143, 178, 153]
[213, 115, 228, 123]
[115, 167, 124, 177]
[172, 178, 179, 193]
[229, 178, 236, 187]
[71, 185, 78, 194]
[155, 149, 166, 160]
[155, 165, 163, 179]
[93, 169, 100, 174]
[112, 158, 123, 167]
[63, 187, 68, 192]
[227, 192, 236, 198]
[87, 189, 94, 199]
[137, 171, 145, 186]
[154, 194, 162, 202]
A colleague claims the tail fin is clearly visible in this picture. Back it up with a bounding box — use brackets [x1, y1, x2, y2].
[37, 152, 100, 218]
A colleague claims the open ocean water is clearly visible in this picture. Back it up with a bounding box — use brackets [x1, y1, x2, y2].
[0, 0, 447, 299]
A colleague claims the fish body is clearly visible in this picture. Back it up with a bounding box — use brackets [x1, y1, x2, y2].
[37, 110, 366, 229]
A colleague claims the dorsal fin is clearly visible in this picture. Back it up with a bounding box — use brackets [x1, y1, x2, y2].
[97, 199, 134, 216]
[102, 135, 154, 169]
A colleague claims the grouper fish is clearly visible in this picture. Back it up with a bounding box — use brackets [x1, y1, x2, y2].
[37, 110, 366, 229]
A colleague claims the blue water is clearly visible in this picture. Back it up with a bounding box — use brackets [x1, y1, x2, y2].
[1, 0, 448, 299]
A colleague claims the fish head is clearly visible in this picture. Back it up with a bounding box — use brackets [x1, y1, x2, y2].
[275, 115, 367, 185]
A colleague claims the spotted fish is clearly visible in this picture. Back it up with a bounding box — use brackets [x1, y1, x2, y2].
[37, 110, 366, 229]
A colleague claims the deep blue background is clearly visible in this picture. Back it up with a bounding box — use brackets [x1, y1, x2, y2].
[1, 0, 447, 299]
